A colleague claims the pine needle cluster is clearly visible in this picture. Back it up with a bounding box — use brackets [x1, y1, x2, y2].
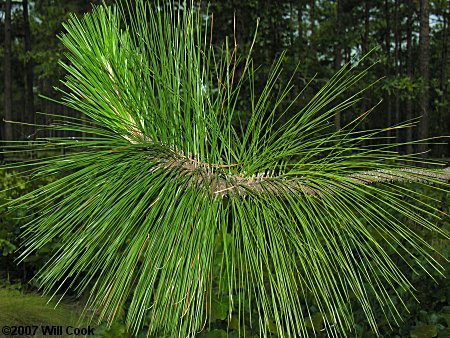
[2, 1, 449, 337]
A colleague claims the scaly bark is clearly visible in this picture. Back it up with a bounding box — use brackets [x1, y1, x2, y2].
[418, 0, 430, 156]
[3, 0, 13, 141]
[405, 2, 414, 154]
[22, 0, 35, 140]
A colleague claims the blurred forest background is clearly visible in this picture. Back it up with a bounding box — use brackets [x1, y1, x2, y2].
[0, 0, 449, 157]
[0, 1, 450, 337]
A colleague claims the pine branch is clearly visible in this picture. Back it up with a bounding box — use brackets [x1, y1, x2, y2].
[3, 2, 449, 337]
[159, 154, 450, 197]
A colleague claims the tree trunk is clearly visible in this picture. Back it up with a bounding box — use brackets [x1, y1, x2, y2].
[362, 0, 370, 54]
[334, 0, 342, 131]
[4, 0, 13, 141]
[417, 0, 430, 156]
[309, 0, 315, 56]
[384, 0, 392, 140]
[23, 0, 35, 140]
[361, 0, 370, 127]
[297, 0, 303, 61]
[394, 0, 400, 148]
[405, 2, 414, 154]
[441, 4, 448, 96]
[440, 2, 449, 157]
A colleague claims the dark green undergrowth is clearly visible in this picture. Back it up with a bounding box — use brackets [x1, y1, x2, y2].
[1, 170, 449, 338]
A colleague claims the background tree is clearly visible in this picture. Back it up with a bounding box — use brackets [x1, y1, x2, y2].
[3, 0, 12, 142]
[406, 2, 414, 154]
[334, 0, 342, 131]
[418, 0, 430, 156]
[1, 0, 447, 157]
[21, 0, 34, 139]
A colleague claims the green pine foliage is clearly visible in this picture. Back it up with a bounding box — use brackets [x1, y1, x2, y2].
[1, 1, 449, 337]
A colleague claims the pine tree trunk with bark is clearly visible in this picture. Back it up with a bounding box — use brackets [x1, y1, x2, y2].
[3, 0, 13, 141]
[23, 0, 35, 140]
[334, 0, 342, 131]
[418, 0, 430, 156]
[405, 3, 414, 154]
